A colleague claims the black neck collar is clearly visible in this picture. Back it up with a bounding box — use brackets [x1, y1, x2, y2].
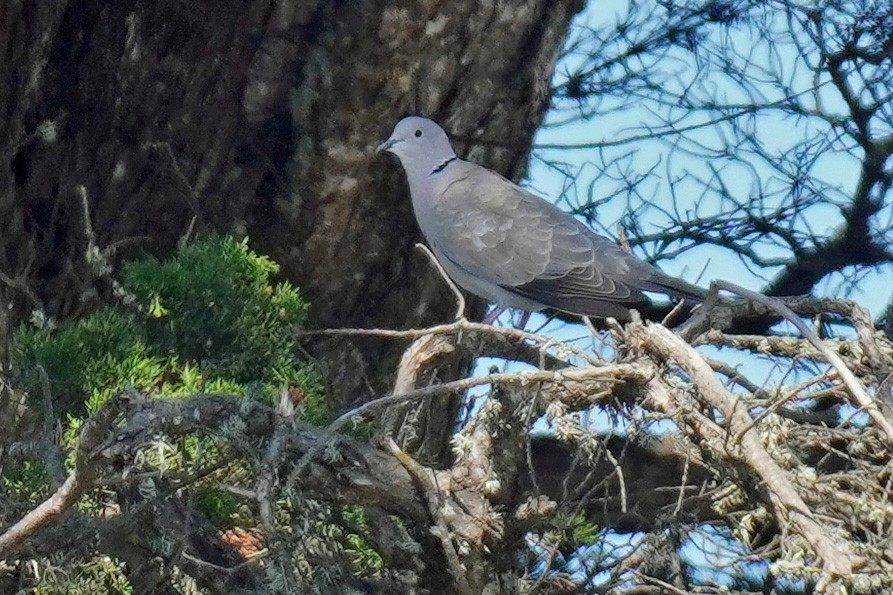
[431, 156, 457, 174]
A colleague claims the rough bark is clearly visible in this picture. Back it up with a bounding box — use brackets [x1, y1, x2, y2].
[0, 0, 583, 410]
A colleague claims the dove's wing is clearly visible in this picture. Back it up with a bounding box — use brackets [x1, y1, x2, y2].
[420, 161, 696, 316]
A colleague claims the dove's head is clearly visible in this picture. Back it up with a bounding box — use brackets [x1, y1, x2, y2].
[377, 116, 457, 177]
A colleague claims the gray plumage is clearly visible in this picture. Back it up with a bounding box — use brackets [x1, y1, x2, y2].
[377, 116, 706, 320]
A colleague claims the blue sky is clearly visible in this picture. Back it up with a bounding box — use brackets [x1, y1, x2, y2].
[472, 0, 893, 401]
[526, 0, 890, 318]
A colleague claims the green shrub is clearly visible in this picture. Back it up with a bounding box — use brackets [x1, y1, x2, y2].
[14, 235, 325, 422]
[123, 236, 308, 384]
[15, 310, 155, 414]
[7, 236, 346, 590]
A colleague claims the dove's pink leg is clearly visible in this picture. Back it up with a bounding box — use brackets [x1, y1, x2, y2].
[481, 306, 506, 325]
[482, 307, 531, 327]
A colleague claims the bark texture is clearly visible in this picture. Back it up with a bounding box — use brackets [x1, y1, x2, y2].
[0, 0, 583, 405]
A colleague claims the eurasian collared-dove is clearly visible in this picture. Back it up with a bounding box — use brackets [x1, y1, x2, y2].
[377, 116, 706, 321]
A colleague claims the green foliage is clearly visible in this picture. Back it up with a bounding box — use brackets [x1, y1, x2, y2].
[14, 235, 326, 422]
[15, 310, 157, 414]
[287, 373, 330, 427]
[122, 235, 307, 384]
[29, 555, 131, 595]
[6, 235, 347, 590]
[343, 532, 385, 576]
[543, 509, 602, 553]
[334, 505, 384, 576]
[1, 460, 48, 502]
[194, 486, 242, 529]
[12, 234, 329, 521]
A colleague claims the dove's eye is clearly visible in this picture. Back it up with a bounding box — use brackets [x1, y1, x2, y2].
[414, 129, 423, 138]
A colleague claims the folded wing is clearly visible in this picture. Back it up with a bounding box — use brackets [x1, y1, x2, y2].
[426, 161, 704, 317]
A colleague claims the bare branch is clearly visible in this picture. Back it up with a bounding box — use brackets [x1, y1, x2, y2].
[631, 322, 865, 585]
[715, 280, 893, 443]
[0, 390, 139, 556]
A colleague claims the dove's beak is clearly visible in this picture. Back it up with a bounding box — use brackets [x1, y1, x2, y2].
[376, 138, 401, 154]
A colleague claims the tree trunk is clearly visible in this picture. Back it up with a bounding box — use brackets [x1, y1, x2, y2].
[0, 0, 583, 410]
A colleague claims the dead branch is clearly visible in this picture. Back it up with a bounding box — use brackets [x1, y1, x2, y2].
[385, 438, 476, 595]
[0, 390, 139, 556]
[629, 321, 866, 587]
[714, 281, 893, 444]
[5, 295, 893, 593]
[256, 388, 300, 589]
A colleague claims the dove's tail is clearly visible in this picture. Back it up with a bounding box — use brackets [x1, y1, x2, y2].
[641, 271, 709, 303]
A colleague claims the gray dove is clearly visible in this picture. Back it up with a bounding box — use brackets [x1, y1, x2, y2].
[377, 116, 706, 321]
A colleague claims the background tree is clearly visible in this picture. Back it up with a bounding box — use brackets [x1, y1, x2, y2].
[2, 0, 893, 594]
[0, 0, 582, 403]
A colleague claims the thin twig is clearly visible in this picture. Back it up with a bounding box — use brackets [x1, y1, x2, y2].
[603, 448, 628, 514]
[300, 318, 598, 365]
[290, 364, 642, 480]
[415, 243, 466, 320]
